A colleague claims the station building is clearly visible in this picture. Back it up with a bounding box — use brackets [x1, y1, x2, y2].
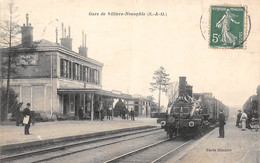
[127, 95, 151, 117]
[1, 14, 133, 121]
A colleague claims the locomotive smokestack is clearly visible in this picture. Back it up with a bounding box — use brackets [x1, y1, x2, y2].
[179, 77, 186, 97]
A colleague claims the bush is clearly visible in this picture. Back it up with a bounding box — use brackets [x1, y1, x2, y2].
[1, 87, 20, 121]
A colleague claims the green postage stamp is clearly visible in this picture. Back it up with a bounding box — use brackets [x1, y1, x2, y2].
[209, 5, 247, 49]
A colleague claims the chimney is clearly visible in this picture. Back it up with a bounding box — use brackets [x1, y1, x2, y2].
[179, 76, 187, 97]
[60, 24, 72, 50]
[55, 27, 58, 43]
[78, 30, 88, 57]
[21, 14, 33, 46]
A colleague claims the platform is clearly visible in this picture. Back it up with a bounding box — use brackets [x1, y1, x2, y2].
[169, 117, 260, 163]
[0, 117, 159, 148]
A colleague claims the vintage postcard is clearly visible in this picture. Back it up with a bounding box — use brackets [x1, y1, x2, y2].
[0, 0, 259, 163]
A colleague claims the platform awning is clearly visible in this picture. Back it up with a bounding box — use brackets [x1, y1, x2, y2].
[57, 88, 132, 99]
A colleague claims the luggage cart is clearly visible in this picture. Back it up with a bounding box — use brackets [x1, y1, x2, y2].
[250, 118, 259, 132]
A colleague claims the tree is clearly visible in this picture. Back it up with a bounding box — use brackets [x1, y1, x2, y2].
[1, 86, 19, 120]
[150, 66, 170, 111]
[0, 0, 21, 121]
[114, 99, 126, 117]
[0, 0, 35, 121]
[166, 81, 179, 105]
[147, 95, 159, 112]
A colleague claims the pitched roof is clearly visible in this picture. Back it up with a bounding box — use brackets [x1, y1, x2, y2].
[7, 39, 104, 67]
[33, 39, 59, 47]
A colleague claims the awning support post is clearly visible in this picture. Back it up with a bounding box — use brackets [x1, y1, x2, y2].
[91, 93, 94, 121]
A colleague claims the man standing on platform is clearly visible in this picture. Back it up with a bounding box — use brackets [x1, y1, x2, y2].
[23, 103, 31, 135]
[218, 109, 226, 138]
[78, 107, 84, 120]
[130, 108, 135, 121]
[236, 110, 242, 127]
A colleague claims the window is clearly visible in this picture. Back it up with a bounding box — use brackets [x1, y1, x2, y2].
[85, 67, 89, 82]
[94, 69, 97, 84]
[60, 59, 64, 77]
[87, 67, 90, 82]
[63, 60, 68, 77]
[60, 58, 101, 85]
[83, 66, 86, 82]
[60, 58, 69, 78]
[69, 61, 72, 79]
[97, 71, 100, 84]
[80, 65, 83, 81]
[76, 63, 80, 80]
[73, 63, 80, 80]
[60, 59, 72, 78]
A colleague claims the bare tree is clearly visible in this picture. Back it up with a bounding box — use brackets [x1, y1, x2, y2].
[0, 0, 35, 121]
[150, 66, 170, 111]
[0, 0, 21, 120]
[166, 81, 179, 105]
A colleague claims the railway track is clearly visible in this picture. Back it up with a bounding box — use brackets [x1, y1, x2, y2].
[0, 127, 161, 163]
[104, 137, 192, 163]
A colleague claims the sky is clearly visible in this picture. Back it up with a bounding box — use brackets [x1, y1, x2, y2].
[1, 0, 259, 108]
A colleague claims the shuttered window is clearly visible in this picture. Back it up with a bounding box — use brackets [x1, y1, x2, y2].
[60, 58, 64, 77]
[63, 60, 67, 77]
[97, 70, 100, 84]
[80, 65, 83, 81]
[69, 61, 72, 79]
[60, 58, 100, 85]
[73, 63, 76, 79]
[83, 66, 86, 82]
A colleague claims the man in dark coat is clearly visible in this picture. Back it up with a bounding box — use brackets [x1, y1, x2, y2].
[100, 108, 104, 121]
[23, 103, 31, 135]
[236, 110, 242, 127]
[107, 108, 111, 120]
[130, 108, 135, 121]
[218, 110, 226, 138]
[78, 107, 84, 120]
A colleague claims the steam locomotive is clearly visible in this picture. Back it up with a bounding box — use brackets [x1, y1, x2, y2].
[161, 77, 229, 139]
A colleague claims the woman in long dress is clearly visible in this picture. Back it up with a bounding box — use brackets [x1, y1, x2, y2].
[240, 112, 248, 131]
[216, 9, 240, 46]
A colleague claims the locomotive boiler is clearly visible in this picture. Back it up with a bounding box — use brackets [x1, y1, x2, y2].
[161, 77, 205, 138]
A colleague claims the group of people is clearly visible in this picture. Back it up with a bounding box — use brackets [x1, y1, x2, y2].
[77, 106, 136, 121]
[120, 108, 135, 121]
[236, 110, 258, 131]
[218, 109, 260, 138]
[20, 103, 137, 135]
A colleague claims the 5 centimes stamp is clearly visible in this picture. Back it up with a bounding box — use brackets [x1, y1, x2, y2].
[209, 5, 247, 49]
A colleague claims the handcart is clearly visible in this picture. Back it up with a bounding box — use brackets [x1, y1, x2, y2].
[250, 118, 259, 132]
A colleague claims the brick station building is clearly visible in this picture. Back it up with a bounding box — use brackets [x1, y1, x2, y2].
[1, 14, 133, 120]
